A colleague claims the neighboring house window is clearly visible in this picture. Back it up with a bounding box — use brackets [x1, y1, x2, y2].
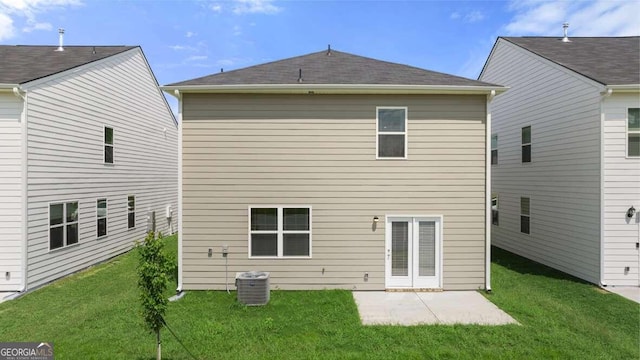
[520, 197, 530, 234]
[249, 207, 311, 257]
[491, 134, 498, 165]
[104, 126, 114, 164]
[97, 198, 107, 237]
[522, 126, 531, 163]
[491, 194, 499, 226]
[377, 107, 407, 159]
[628, 108, 640, 157]
[128, 195, 135, 229]
[49, 202, 79, 250]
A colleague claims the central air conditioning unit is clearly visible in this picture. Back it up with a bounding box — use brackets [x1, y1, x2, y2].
[235, 271, 270, 306]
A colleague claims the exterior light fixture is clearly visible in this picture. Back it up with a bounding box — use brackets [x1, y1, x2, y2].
[627, 206, 636, 219]
[373, 216, 379, 223]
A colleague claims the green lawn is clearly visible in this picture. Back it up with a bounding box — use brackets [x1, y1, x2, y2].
[1, 235, 638, 359]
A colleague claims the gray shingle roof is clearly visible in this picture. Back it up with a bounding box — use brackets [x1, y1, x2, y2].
[501, 37, 640, 85]
[168, 49, 497, 87]
[0, 45, 137, 84]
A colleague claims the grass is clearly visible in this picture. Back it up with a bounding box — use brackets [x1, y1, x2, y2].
[0, 236, 638, 359]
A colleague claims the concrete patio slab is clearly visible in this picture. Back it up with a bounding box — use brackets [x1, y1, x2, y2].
[607, 286, 640, 303]
[353, 291, 518, 326]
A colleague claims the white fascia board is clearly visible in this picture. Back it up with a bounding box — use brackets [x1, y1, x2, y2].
[604, 84, 640, 93]
[0, 84, 20, 91]
[161, 84, 508, 96]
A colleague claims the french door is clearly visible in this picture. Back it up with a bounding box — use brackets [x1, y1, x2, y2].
[385, 216, 442, 289]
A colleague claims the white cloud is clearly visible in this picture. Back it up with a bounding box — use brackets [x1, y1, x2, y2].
[186, 55, 208, 62]
[169, 44, 197, 51]
[505, 0, 640, 36]
[450, 10, 484, 23]
[233, 0, 281, 15]
[185, 31, 195, 38]
[232, 25, 241, 36]
[0, 0, 81, 39]
[209, 3, 221, 13]
[0, 12, 14, 40]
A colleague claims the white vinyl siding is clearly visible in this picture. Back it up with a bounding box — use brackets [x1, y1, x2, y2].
[181, 93, 487, 291]
[0, 93, 24, 291]
[22, 48, 178, 289]
[602, 93, 640, 286]
[481, 39, 602, 284]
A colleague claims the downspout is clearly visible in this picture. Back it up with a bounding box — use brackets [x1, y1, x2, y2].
[599, 88, 613, 287]
[13, 86, 28, 293]
[175, 90, 183, 293]
[485, 90, 496, 292]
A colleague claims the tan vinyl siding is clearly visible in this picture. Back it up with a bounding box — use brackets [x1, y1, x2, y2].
[182, 93, 486, 290]
[602, 93, 640, 286]
[23, 49, 178, 289]
[481, 39, 602, 284]
[0, 93, 24, 291]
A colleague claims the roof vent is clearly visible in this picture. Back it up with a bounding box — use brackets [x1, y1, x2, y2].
[56, 28, 65, 51]
[562, 23, 570, 42]
[327, 44, 332, 56]
[298, 68, 303, 83]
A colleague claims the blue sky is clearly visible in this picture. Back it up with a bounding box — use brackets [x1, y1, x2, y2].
[2, 0, 639, 88]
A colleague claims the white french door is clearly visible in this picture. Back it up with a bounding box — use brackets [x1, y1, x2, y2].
[385, 216, 442, 289]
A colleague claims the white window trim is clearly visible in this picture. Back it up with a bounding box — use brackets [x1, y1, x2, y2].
[520, 196, 530, 235]
[248, 206, 312, 259]
[127, 195, 136, 230]
[376, 106, 408, 160]
[491, 134, 498, 165]
[48, 200, 80, 252]
[104, 126, 114, 165]
[521, 125, 531, 164]
[97, 198, 108, 238]
[626, 107, 640, 159]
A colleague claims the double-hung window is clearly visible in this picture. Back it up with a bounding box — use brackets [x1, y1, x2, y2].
[628, 108, 639, 157]
[520, 197, 530, 234]
[491, 194, 499, 226]
[522, 126, 531, 163]
[104, 126, 114, 164]
[491, 134, 498, 165]
[377, 107, 407, 159]
[97, 198, 107, 237]
[49, 202, 79, 250]
[127, 195, 135, 229]
[249, 206, 311, 257]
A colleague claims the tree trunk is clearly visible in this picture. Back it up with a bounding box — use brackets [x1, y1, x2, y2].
[156, 329, 161, 360]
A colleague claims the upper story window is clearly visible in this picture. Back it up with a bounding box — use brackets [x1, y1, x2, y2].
[249, 206, 311, 258]
[522, 126, 531, 163]
[520, 197, 530, 234]
[97, 198, 107, 237]
[104, 127, 114, 164]
[377, 107, 407, 159]
[50, 201, 79, 250]
[628, 108, 639, 157]
[491, 134, 498, 165]
[127, 195, 136, 229]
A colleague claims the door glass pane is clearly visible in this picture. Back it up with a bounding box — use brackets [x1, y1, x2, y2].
[378, 109, 405, 132]
[283, 208, 309, 231]
[251, 234, 277, 256]
[251, 208, 277, 231]
[391, 221, 408, 276]
[283, 233, 309, 256]
[418, 221, 436, 276]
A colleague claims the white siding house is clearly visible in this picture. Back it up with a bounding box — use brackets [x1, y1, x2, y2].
[480, 36, 640, 288]
[0, 45, 178, 293]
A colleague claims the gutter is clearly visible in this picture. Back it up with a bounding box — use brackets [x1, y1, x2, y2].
[485, 90, 496, 292]
[0, 83, 20, 91]
[161, 84, 507, 96]
[12, 86, 28, 293]
[603, 84, 640, 93]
